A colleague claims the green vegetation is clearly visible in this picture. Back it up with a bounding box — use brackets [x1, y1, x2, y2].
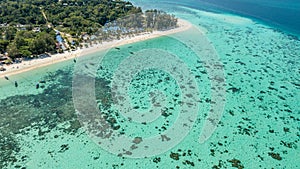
[44, 0, 142, 34]
[0, 0, 177, 60]
[0, 0, 46, 25]
[6, 29, 56, 58]
[145, 9, 178, 30]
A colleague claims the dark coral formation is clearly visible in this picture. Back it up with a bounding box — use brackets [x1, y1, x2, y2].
[228, 159, 244, 169]
[0, 67, 112, 168]
[268, 152, 282, 161]
[170, 152, 180, 161]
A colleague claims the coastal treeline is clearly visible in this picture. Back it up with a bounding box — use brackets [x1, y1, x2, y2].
[96, 10, 178, 42]
[0, 0, 177, 60]
[2, 28, 57, 58]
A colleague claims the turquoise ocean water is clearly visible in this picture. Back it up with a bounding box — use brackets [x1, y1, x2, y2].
[0, 1, 299, 168]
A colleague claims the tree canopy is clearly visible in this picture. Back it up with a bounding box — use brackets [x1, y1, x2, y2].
[0, 0, 177, 59]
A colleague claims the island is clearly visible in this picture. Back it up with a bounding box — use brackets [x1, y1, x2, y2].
[0, 0, 192, 77]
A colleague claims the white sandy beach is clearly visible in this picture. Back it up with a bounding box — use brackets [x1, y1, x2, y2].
[0, 19, 192, 78]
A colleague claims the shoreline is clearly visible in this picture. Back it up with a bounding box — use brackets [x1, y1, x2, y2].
[0, 19, 192, 78]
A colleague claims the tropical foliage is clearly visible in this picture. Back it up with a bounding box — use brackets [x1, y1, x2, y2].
[0, 0, 177, 59]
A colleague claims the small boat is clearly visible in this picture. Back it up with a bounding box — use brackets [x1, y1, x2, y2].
[39, 80, 46, 83]
[115, 47, 120, 50]
[130, 52, 134, 54]
[36, 83, 39, 89]
[4, 76, 9, 80]
[73, 59, 77, 63]
[14, 81, 18, 87]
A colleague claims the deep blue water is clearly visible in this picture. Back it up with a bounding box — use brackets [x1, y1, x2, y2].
[131, 0, 300, 36]
[195, 0, 300, 36]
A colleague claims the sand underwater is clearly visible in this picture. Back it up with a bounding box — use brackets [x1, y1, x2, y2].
[0, 5, 299, 169]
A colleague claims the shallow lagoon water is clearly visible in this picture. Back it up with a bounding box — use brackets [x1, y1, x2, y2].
[0, 5, 299, 169]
